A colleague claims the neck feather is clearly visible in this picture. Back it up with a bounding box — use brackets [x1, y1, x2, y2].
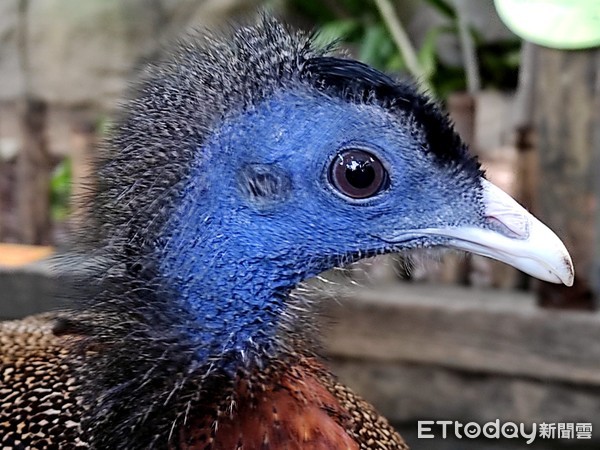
[157, 210, 325, 374]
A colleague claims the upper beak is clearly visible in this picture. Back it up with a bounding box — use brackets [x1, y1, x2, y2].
[417, 179, 574, 286]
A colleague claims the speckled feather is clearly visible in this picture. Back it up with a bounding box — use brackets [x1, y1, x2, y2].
[0, 314, 86, 449]
[1, 314, 408, 449]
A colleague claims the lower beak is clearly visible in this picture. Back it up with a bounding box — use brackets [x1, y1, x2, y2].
[417, 179, 574, 286]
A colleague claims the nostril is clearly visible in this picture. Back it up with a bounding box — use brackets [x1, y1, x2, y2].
[484, 214, 528, 239]
[481, 179, 530, 238]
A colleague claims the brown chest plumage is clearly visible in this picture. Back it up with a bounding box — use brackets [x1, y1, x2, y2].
[178, 360, 360, 449]
[1, 314, 408, 449]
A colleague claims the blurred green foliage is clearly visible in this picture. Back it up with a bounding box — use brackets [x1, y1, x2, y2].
[287, 0, 520, 99]
[50, 116, 110, 221]
[50, 158, 71, 221]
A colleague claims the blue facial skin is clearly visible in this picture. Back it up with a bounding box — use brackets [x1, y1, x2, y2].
[158, 89, 483, 371]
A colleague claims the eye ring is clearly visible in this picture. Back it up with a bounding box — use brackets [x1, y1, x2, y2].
[329, 149, 388, 199]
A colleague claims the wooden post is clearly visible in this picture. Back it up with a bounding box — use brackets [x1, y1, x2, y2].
[533, 47, 600, 309]
[16, 98, 52, 245]
[512, 43, 539, 291]
[15, 0, 52, 245]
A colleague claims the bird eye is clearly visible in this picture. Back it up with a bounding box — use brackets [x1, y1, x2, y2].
[330, 149, 387, 199]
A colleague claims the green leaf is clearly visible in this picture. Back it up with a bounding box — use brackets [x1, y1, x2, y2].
[358, 24, 390, 69]
[417, 27, 443, 79]
[386, 53, 406, 72]
[313, 19, 360, 48]
[495, 0, 600, 49]
[50, 158, 72, 221]
[423, 0, 457, 19]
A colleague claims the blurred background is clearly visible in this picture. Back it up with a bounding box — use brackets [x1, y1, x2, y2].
[0, 0, 599, 448]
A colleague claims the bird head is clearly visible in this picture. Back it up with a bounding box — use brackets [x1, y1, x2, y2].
[89, 16, 573, 368]
[77, 16, 575, 447]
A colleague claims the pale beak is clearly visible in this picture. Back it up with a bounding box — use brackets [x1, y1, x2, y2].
[415, 179, 574, 286]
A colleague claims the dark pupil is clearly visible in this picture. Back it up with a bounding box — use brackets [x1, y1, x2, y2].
[330, 149, 386, 200]
[345, 159, 375, 189]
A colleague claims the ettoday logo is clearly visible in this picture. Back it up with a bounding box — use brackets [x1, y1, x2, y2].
[417, 420, 593, 444]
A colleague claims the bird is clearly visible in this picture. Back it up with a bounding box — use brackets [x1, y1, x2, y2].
[0, 15, 574, 450]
